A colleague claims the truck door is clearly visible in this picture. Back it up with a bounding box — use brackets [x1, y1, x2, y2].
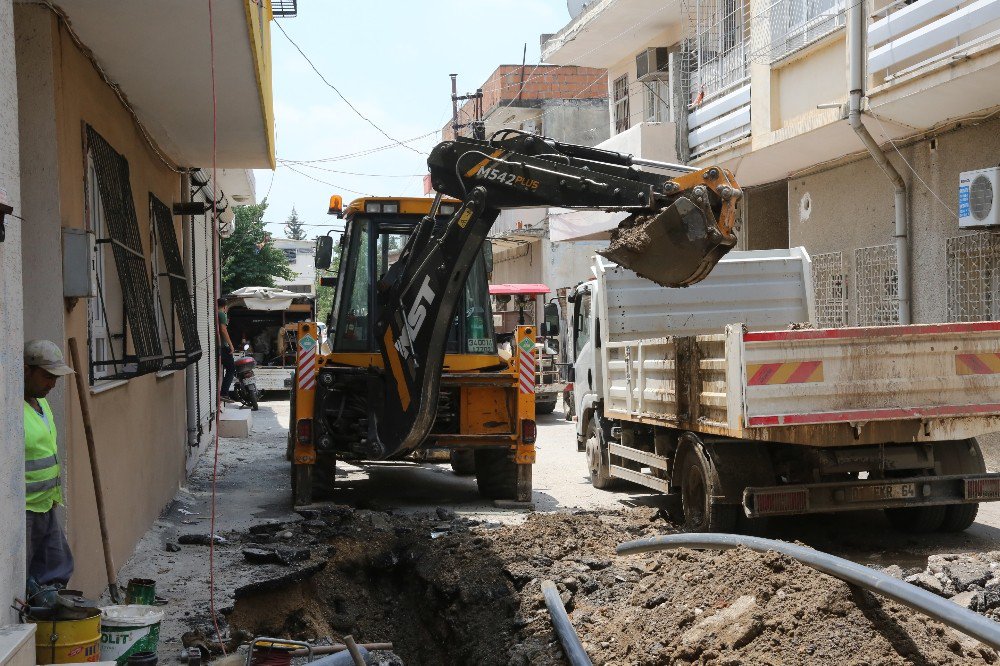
[572, 283, 597, 439]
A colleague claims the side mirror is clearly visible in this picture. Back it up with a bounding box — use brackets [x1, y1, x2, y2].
[543, 302, 560, 337]
[567, 366, 576, 383]
[482, 240, 494, 274]
[320, 276, 338, 288]
[315, 235, 333, 270]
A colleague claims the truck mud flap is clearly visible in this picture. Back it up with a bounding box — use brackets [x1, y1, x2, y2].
[599, 195, 736, 288]
[744, 473, 1000, 517]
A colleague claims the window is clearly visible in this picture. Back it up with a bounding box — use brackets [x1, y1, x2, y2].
[282, 248, 297, 264]
[150, 194, 202, 369]
[574, 291, 592, 355]
[855, 244, 899, 326]
[768, 0, 846, 62]
[85, 125, 164, 380]
[947, 233, 1000, 322]
[613, 75, 630, 134]
[643, 79, 670, 123]
[334, 219, 372, 351]
[811, 251, 848, 327]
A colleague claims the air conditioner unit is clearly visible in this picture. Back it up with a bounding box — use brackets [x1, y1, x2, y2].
[959, 167, 1000, 228]
[636, 47, 670, 81]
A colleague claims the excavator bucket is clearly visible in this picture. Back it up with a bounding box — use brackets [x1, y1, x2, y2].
[599, 195, 737, 287]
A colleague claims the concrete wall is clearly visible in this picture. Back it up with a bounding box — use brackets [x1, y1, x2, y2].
[0, 0, 25, 624]
[16, 7, 188, 596]
[742, 181, 789, 251]
[540, 99, 609, 147]
[787, 118, 1000, 326]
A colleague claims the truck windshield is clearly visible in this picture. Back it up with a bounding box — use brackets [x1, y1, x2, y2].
[334, 215, 496, 354]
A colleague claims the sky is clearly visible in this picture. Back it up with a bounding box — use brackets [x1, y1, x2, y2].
[256, 0, 573, 239]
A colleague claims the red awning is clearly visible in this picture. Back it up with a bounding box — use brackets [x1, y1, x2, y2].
[489, 283, 550, 295]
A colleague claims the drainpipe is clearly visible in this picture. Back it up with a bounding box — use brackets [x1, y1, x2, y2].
[848, 0, 911, 324]
[181, 172, 199, 450]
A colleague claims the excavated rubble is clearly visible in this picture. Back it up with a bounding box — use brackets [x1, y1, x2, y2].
[222, 507, 1000, 665]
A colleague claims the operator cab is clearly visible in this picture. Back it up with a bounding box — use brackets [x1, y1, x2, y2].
[316, 196, 496, 357]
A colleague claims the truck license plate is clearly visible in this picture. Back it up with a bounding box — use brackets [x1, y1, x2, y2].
[848, 482, 916, 502]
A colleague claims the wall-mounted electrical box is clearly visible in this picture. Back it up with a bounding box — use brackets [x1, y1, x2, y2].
[63, 228, 96, 298]
[959, 167, 999, 228]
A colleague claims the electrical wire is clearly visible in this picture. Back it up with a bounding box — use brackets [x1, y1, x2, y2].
[280, 163, 372, 196]
[273, 20, 425, 156]
[868, 107, 959, 219]
[277, 160, 426, 178]
[278, 130, 441, 164]
[207, 0, 226, 656]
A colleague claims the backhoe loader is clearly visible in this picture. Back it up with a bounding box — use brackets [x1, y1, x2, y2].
[288, 130, 741, 505]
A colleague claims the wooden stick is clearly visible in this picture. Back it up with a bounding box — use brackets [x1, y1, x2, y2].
[67, 338, 121, 603]
[289, 643, 392, 657]
[343, 635, 367, 666]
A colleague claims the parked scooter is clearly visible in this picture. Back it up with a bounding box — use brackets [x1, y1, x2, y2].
[233, 344, 261, 411]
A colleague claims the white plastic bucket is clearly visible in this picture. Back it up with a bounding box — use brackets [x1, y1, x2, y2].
[99, 605, 164, 665]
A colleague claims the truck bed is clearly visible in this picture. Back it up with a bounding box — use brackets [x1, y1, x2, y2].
[596, 251, 1000, 446]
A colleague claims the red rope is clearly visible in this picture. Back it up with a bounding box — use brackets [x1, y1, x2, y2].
[207, 0, 226, 656]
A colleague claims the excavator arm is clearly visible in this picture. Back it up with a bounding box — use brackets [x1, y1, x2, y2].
[370, 130, 742, 457]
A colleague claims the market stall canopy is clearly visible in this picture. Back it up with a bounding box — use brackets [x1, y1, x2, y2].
[489, 284, 550, 295]
[228, 287, 307, 311]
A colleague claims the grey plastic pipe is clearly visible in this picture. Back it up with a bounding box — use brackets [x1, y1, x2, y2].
[617, 533, 1000, 650]
[541, 580, 593, 666]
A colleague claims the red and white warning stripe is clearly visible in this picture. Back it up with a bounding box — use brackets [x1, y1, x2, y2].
[297, 343, 317, 391]
[519, 345, 536, 394]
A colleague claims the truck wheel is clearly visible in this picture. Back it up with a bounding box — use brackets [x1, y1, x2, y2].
[586, 415, 616, 490]
[450, 449, 476, 476]
[884, 506, 947, 533]
[536, 400, 556, 415]
[475, 450, 531, 501]
[677, 441, 738, 532]
[941, 504, 979, 532]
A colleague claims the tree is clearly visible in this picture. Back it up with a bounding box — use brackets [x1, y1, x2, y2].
[314, 243, 342, 326]
[221, 201, 294, 293]
[285, 205, 307, 240]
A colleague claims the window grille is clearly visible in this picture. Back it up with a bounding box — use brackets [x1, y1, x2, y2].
[85, 125, 164, 379]
[151, 194, 203, 369]
[282, 248, 298, 264]
[760, 0, 846, 62]
[947, 233, 1000, 322]
[613, 74, 630, 134]
[271, 0, 297, 17]
[811, 251, 848, 327]
[683, 0, 749, 103]
[855, 244, 899, 326]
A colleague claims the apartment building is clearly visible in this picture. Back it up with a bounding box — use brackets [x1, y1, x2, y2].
[0, 0, 284, 627]
[543, 0, 1000, 329]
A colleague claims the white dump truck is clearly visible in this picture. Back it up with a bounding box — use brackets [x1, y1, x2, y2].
[570, 248, 1000, 532]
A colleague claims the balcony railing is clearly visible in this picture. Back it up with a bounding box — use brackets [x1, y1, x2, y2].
[272, 0, 298, 18]
[868, 0, 1000, 80]
[761, 0, 847, 62]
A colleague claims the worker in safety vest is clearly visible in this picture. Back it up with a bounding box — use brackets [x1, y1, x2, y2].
[24, 339, 75, 588]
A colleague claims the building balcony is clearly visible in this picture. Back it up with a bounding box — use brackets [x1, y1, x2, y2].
[541, 0, 684, 68]
[867, 0, 1000, 131]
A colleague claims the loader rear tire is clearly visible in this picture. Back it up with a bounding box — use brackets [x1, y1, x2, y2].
[940, 503, 979, 532]
[450, 449, 476, 476]
[475, 449, 531, 501]
[884, 506, 947, 533]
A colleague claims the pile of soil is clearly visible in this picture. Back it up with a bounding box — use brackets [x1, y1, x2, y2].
[227, 507, 998, 665]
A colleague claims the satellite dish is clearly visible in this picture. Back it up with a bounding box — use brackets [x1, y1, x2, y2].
[567, 0, 590, 18]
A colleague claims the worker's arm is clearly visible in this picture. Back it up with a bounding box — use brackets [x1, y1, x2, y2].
[220, 318, 234, 349]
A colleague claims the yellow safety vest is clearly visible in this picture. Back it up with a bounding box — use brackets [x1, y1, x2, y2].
[24, 398, 62, 513]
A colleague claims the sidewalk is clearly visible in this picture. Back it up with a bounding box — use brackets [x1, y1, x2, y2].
[113, 400, 299, 658]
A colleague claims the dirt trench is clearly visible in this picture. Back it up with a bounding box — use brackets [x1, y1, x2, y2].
[228, 507, 999, 666]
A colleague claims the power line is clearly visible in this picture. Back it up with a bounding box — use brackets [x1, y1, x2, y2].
[273, 20, 425, 156]
[281, 162, 372, 196]
[278, 130, 441, 164]
[277, 160, 426, 178]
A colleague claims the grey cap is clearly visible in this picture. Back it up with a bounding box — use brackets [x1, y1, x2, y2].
[24, 339, 75, 376]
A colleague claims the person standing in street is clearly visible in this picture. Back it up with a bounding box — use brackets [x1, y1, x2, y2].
[23, 339, 75, 589]
[218, 297, 236, 403]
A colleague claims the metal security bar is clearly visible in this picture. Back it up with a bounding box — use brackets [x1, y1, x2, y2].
[811, 251, 848, 327]
[683, 0, 749, 102]
[754, 0, 847, 62]
[855, 244, 899, 326]
[947, 232, 1000, 322]
[271, 0, 298, 17]
[151, 194, 202, 369]
[86, 125, 164, 378]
